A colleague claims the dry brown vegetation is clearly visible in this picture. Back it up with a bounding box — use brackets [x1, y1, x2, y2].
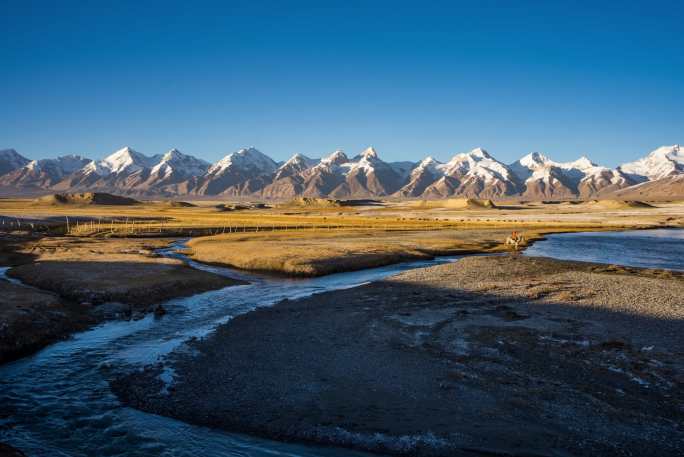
[185, 229, 510, 276]
[1, 196, 682, 276]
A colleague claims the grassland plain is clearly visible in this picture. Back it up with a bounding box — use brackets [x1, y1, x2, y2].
[176, 198, 683, 276]
[2, 197, 684, 455]
[0, 197, 682, 358]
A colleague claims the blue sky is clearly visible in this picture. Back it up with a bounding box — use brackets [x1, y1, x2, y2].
[2, 0, 682, 166]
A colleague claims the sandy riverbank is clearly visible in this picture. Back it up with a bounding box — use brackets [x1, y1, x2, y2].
[114, 256, 684, 456]
[0, 235, 245, 364]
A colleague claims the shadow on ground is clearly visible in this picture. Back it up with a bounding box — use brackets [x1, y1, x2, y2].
[112, 256, 684, 457]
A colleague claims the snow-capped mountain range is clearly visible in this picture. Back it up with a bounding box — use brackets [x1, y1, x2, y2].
[0, 144, 682, 199]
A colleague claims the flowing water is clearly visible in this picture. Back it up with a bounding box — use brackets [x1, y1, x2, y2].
[0, 242, 462, 457]
[2, 229, 682, 456]
[524, 228, 684, 271]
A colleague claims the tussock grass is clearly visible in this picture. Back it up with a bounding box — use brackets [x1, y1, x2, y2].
[185, 226, 627, 276]
[1, 197, 680, 276]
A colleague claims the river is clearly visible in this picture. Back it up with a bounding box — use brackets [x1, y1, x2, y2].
[524, 228, 684, 271]
[2, 229, 683, 456]
[0, 242, 461, 457]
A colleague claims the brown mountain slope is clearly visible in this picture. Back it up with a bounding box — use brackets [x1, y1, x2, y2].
[609, 175, 684, 200]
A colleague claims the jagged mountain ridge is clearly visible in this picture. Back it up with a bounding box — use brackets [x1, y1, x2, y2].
[0, 144, 682, 199]
[509, 152, 636, 199]
[0, 155, 91, 189]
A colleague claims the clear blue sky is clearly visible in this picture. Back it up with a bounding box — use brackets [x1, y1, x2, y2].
[2, 0, 682, 166]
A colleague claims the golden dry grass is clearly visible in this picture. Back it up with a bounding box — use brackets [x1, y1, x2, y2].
[2, 197, 680, 237]
[186, 229, 506, 276]
[185, 225, 636, 276]
[2, 196, 683, 276]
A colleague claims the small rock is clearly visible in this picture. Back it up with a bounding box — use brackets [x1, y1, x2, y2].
[93, 302, 131, 319]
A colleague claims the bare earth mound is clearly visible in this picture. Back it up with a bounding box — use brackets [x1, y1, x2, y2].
[162, 200, 197, 208]
[114, 256, 683, 456]
[34, 192, 141, 206]
[585, 199, 654, 209]
[281, 197, 345, 207]
[415, 198, 497, 209]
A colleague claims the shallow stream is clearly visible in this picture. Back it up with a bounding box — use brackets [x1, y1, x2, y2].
[2, 228, 682, 456]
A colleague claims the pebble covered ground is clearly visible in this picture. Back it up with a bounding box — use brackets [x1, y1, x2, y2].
[115, 256, 683, 456]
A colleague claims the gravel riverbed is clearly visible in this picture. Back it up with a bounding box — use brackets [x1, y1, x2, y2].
[114, 256, 684, 456]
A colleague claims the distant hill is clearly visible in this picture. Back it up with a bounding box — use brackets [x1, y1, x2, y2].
[414, 198, 497, 209]
[34, 192, 140, 206]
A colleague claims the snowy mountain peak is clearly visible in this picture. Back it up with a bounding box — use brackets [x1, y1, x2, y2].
[37, 155, 91, 173]
[321, 150, 349, 166]
[209, 147, 277, 176]
[1, 143, 681, 199]
[408, 156, 444, 179]
[518, 152, 552, 168]
[272, 153, 318, 181]
[161, 148, 183, 160]
[151, 149, 209, 178]
[418, 156, 441, 167]
[157, 148, 205, 164]
[82, 146, 151, 176]
[618, 144, 684, 181]
[360, 147, 379, 160]
[447, 147, 496, 167]
[468, 147, 491, 158]
[566, 156, 596, 170]
[110, 146, 139, 158]
[649, 144, 681, 157]
[284, 153, 315, 166]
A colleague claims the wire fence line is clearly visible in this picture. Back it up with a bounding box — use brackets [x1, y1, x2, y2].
[2, 214, 580, 237]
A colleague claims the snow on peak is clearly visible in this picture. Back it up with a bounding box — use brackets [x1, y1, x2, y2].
[21, 155, 91, 177]
[360, 147, 379, 160]
[566, 156, 596, 170]
[161, 148, 183, 161]
[649, 144, 681, 158]
[283, 153, 317, 168]
[468, 147, 491, 159]
[208, 147, 277, 176]
[87, 146, 152, 175]
[442, 148, 515, 185]
[347, 147, 394, 175]
[415, 156, 443, 171]
[273, 153, 318, 180]
[409, 156, 445, 179]
[518, 152, 552, 168]
[618, 145, 684, 180]
[151, 149, 209, 178]
[511, 151, 603, 183]
[320, 150, 349, 166]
